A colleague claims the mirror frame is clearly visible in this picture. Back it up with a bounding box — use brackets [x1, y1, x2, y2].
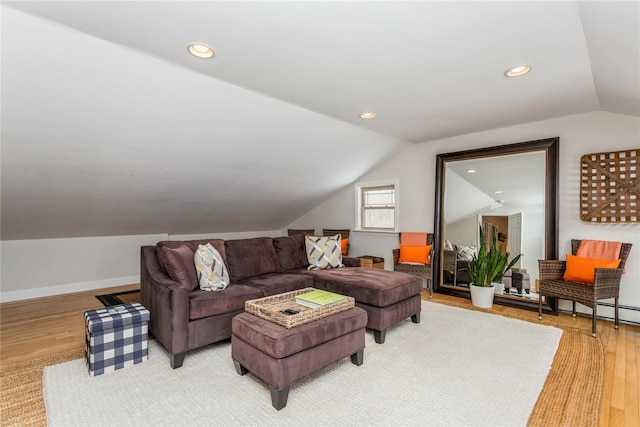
[433, 137, 559, 313]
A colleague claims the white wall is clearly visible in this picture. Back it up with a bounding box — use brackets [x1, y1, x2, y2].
[0, 234, 166, 302]
[0, 229, 282, 302]
[288, 111, 640, 322]
[445, 216, 479, 248]
[170, 230, 281, 241]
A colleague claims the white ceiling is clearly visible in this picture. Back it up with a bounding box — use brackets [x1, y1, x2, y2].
[1, 1, 639, 240]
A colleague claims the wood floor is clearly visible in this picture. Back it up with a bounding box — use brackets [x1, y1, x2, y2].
[1, 285, 638, 426]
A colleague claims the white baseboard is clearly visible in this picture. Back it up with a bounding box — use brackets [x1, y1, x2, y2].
[0, 275, 139, 303]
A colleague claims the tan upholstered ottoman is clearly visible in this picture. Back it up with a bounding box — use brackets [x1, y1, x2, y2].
[231, 306, 367, 410]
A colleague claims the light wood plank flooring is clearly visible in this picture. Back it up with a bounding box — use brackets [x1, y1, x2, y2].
[1, 285, 638, 426]
[0, 283, 139, 365]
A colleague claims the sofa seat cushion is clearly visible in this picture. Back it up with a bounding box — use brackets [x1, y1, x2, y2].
[291, 267, 422, 307]
[273, 234, 309, 272]
[225, 237, 279, 282]
[244, 273, 314, 297]
[189, 285, 263, 321]
[232, 307, 367, 359]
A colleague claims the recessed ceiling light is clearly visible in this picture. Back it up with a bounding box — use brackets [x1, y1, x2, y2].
[493, 190, 503, 194]
[359, 112, 376, 119]
[504, 65, 531, 77]
[466, 169, 476, 174]
[187, 43, 215, 59]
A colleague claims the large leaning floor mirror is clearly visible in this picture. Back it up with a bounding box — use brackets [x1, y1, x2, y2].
[433, 138, 559, 313]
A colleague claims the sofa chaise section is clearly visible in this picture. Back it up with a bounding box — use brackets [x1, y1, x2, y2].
[291, 267, 422, 343]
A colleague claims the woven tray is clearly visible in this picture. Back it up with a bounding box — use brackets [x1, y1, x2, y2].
[245, 287, 355, 329]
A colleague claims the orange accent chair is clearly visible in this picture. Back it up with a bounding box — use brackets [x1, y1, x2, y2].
[393, 232, 434, 298]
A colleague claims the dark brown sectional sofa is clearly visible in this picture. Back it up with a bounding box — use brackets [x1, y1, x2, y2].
[141, 233, 422, 368]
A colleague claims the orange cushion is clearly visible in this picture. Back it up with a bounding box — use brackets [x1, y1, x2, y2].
[341, 238, 349, 255]
[399, 244, 431, 264]
[563, 254, 621, 284]
[400, 232, 428, 246]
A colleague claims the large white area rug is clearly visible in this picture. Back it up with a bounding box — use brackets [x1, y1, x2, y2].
[43, 302, 562, 427]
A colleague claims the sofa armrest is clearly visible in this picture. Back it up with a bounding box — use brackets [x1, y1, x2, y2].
[140, 246, 190, 355]
[342, 256, 361, 267]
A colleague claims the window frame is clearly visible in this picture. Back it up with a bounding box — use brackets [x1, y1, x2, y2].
[355, 180, 399, 232]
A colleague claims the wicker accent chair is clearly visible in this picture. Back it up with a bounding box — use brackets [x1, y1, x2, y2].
[287, 229, 315, 236]
[322, 228, 350, 255]
[442, 249, 457, 285]
[393, 233, 434, 299]
[538, 239, 632, 338]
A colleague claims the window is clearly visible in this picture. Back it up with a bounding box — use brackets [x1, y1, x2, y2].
[356, 181, 398, 231]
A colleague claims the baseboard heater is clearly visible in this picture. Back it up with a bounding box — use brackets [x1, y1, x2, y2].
[557, 301, 640, 327]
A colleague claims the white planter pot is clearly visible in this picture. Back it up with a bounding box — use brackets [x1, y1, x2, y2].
[493, 282, 504, 295]
[469, 283, 494, 308]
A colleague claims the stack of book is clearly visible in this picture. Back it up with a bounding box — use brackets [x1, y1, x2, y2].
[295, 289, 347, 309]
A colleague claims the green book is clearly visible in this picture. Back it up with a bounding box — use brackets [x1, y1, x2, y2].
[295, 290, 347, 309]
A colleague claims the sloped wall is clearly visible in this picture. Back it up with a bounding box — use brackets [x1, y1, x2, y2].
[0, 230, 280, 302]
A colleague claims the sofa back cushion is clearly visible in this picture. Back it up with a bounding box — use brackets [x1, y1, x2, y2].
[273, 234, 309, 272]
[225, 237, 279, 282]
[159, 244, 198, 291]
[156, 239, 227, 291]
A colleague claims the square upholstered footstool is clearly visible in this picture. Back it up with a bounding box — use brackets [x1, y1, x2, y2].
[511, 269, 531, 294]
[232, 306, 367, 410]
[84, 302, 150, 376]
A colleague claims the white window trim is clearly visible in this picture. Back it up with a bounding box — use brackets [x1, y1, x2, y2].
[354, 179, 399, 232]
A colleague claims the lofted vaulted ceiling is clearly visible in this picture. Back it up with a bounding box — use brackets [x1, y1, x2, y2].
[1, 1, 639, 240]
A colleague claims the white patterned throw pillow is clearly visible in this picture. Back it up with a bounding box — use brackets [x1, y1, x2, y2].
[194, 243, 230, 291]
[305, 235, 344, 270]
[444, 239, 454, 251]
[457, 245, 477, 261]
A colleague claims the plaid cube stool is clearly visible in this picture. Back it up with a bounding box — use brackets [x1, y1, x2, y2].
[84, 302, 150, 376]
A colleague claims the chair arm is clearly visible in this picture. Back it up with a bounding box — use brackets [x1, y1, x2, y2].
[592, 267, 624, 293]
[443, 250, 457, 271]
[392, 248, 400, 265]
[538, 260, 566, 280]
[140, 246, 190, 355]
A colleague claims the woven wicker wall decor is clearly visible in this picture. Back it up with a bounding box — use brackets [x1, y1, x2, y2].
[580, 149, 638, 223]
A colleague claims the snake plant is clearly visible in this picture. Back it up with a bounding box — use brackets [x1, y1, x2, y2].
[466, 226, 522, 287]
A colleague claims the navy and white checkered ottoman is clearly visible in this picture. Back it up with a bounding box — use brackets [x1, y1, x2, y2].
[84, 302, 150, 376]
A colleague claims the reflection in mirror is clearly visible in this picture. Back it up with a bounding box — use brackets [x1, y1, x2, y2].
[442, 152, 545, 303]
[433, 138, 559, 313]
